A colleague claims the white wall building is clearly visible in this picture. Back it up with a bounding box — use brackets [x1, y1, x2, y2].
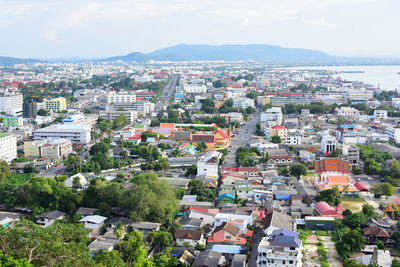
[0, 94, 23, 116]
[335, 107, 360, 118]
[374, 110, 388, 119]
[320, 131, 336, 155]
[32, 124, 91, 144]
[0, 133, 17, 162]
[183, 84, 207, 94]
[260, 107, 283, 125]
[107, 93, 136, 103]
[197, 151, 222, 179]
[233, 98, 255, 109]
[99, 110, 138, 123]
[386, 127, 400, 144]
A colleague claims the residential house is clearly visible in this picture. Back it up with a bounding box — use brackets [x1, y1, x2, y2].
[270, 125, 288, 139]
[363, 226, 391, 244]
[129, 222, 161, 238]
[79, 215, 107, 233]
[175, 229, 206, 247]
[208, 222, 247, 245]
[36, 210, 66, 227]
[192, 250, 225, 267]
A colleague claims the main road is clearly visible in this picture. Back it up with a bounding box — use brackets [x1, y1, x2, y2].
[160, 74, 179, 105]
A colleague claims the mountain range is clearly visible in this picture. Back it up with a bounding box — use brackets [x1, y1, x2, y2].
[1, 44, 399, 65]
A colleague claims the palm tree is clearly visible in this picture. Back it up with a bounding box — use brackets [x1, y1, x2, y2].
[113, 222, 125, 241]
[342, 185, 350, 196]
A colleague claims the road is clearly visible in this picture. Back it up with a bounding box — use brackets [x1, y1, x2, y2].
[248, 227, 263, 267]
[160, 74, 179, 105]
[40, 164, 65, 177]
[222, 112, 259, 168]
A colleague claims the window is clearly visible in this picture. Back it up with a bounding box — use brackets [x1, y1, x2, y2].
[290, 247, 295, 250]
[289, 260, 293, 264]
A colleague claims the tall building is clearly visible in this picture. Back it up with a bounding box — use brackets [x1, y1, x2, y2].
[320, 131, 337, 155]
[0, 133, 17, 162]
[0, 93, 23, 116]
[23, 99, 37, 118]
[260, 107, 283, 125]
[386, 127, 400, 144]
[43, 97, 67, 112]
[107, 93, 136, 103]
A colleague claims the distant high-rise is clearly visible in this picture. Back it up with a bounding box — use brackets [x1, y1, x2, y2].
[0, 93, 23, 116]
[23, 99, 37, 118]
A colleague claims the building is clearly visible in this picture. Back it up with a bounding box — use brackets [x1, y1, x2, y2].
[0, 133, 17, 162]
[62, 114, 99, 125]
[107, 93, 136, 103]
[106, 101, 155, 114]
[0, 116, 23, 127]
[270, 125, 288, 139]
[374, 110, 388, 119]
[36, 210, 65, 227]
[342, 144, 360, 164]
[260, 107, 283, 125]
[43, 97, 67, 112]
[99, 110, 138, 123]
[79, 215, 108, 232]
[32, 124, 91, 144]
[301, 109, 310, 117]
[285, 131, 302, 145]
[175, 229, 206, 247]
[257, 229, 302, 267]
[335, 107, 360, 118]
[270, 96, 315, 107]
[183, 84, 207, 94]
[386, 127, 400, 144]
[233, 98, 255, 109]
[23, 99, 37, 118]
[24, 138, 73, 159]
[0, 93, 23, 116]
[320, 131, 336, 155]
[197, 151, 221, 179]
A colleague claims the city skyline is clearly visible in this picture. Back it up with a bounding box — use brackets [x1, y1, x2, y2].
[1, 0, 399, 59]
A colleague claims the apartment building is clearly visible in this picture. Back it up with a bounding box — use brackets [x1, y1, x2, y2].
[183, 84, 207, 94]
[99, 110, 138, 123]
[260, 107, 283, 125]
[257, 230, 302, 267]
[271, 125, 288, 139]
[107, 93, 136, 103]
[23, 99, 37, 118]
[32, 124, 91, 144]
[386, 127, 400, 144]
[24, 138, 73, 159]
[0, 93, 23, 116]
[106, 101, 155, 114]
[0, 116, 23, 127]
[270, 97, 315, 107]
[0, 133, 17, 162]
[43, 97, 67, 112]
[374, 110, 388, 119]
[233, 98, 255, 109]
[342, 144, 360, 164]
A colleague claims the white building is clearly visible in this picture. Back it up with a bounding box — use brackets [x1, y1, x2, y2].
[175, 229, 206, 247]
[0, 133, 17, 162]
[107, 92, 136, 103]
[260, 107, 283, 125]
[320, 131, 336, 155]
[183, 84, 207, 94]
[32, 124, 91, 144]
[386, 127, 400, 144]
[197, 151, 222, 179]
[233, 98, 255, 109]
[106, 101, 155, 114]
[99, 110, 138, 123]
[374, 110, 388, 119]
[257, 230, 302, 267]
[0, 93, 23, 116]
[285, 131, 302, 145]
[36, 210, 65, 227]
[62, 114, 99, 125]
[335, 107, 360, 118]
[79, 215, 108, 231]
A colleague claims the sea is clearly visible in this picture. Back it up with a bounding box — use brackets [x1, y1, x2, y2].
[287, 65, 400, 91]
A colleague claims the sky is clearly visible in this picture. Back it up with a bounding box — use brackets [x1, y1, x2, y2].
[0, 0, 399, 59]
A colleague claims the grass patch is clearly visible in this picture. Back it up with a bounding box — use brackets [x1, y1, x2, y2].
[298, 229, 312, 242]
[317, 241, 329, 267]
[3, 174, 33, 186]
[341, 197, 366, 212]
[315, 230, 331, 237]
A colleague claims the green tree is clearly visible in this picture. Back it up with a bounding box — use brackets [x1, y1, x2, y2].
[185, 164, 198, 177]
[343, 213, 368, 229]
[0, 160, 11, 181]
[335, 227, 366, 259]
[152, 248, 179, 267]
[36, 109, 49, 116]
[113, 222, 126, 241]
[392, 259, 400, 267]
[362, 204, 377, 219]
[94, 250, 127, 267]
[0, 219, 93, 266]
[315, 186, 341, 206]
[371, 183, 395, 197]
[271, 136, 281, 143]
[99, 120, 111, 133]
[148, 231, 174, 250]
[196, 142, 207, 152]
[200, 98, 216, 113]
[0, 251, 32, 267]
[112, 115, 128, 130]
[90, 142, 110, 156]
[289, 163, 307, 179]
[120, 231, 154, 267]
